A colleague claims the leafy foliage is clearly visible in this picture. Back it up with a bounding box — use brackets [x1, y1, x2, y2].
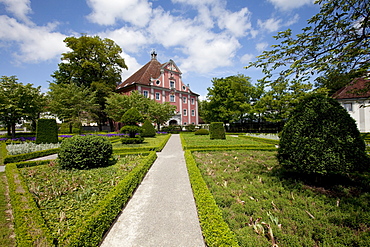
[52, 35, 127, 130]
[47, 83, 98, 133]
[210, 122, 226, 140]
[36, 119, 58, 144]
[278, 94, 370, 176]
[58, 135, 113, 170]
[200, 75, 257, 123]
[141, 119, 156, 137]
[0, 76, 45, 138]
[246, 0, 369, 93]
[120, 108, 144, 139]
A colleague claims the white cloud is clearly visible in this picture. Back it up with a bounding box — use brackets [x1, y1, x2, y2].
[257, 14, 299, 33]
[99, 27, 149, 53]
[0, 0, 32, 23]
[217, 8, 253, 37]
[86, 0, 152, 27]
[267, 0, 314, 11]
[256, 42, 268, 52]
[0, 16, 67, 63]
[240, 53, 254, 64]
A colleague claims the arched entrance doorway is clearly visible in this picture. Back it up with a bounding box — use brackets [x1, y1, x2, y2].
[169, 120, 178, 125]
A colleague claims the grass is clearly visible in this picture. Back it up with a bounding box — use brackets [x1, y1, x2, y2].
[193, 150, 370, 246]
[0, 172, 15, 247]
[112, 134, 169, 148]
[182, 134, 265, 147]
[19, 154, 146, 239]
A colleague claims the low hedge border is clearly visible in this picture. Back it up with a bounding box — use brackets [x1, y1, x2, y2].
[4, 148, 59, 164]
[60, 151, 157, 246]
[184, 150, 239, 247]
[5, 163, 54, 246]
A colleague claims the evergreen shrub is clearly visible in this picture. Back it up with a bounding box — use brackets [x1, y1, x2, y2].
[195, 129, 209, 135]
[185, 124, 196, 132]
[209, 122, 226, 139]
[141, 119, 156, 137]
[278, 94, 370, 176]
[121, 108, 143, 138]
[35, 119, 58, 144]
[58, 135, 113, 170]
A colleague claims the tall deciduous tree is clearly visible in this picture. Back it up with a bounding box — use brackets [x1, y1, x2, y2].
[0, 76, 45, 138]
[246, 0, 369, 92]
[52, 35, 128, 130]
[148, 101, 176, 131]
[47, 83, 98, 133]
[200, 75, 255, 123]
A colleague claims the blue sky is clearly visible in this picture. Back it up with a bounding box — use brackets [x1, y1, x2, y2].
[0, 0, 319, 98]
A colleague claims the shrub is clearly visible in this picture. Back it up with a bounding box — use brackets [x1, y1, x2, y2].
[185, 124, 196, 132]
[141, 119, 156, 137]
[36, 119, 58, 144]
[209, 122, 226, 139]
[195, 129, 209, 135]
[278, 94, 370, 176]
[58, 135, 113, 170]
[120, 136, 145, 144]
[121, 108, 144, 138]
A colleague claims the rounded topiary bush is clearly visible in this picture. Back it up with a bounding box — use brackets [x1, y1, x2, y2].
[58, 135, 113, 170]
[195, 129, 209, 135]
[278, 94, 370, 176]
[141, 119, 156, 137]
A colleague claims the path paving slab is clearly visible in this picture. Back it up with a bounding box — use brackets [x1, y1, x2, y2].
[100, 134, 205, 247]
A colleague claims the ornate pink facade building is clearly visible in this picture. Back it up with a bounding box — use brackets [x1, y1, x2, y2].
[116, 51, 199, 126]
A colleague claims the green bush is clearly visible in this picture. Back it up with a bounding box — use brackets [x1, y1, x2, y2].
[121, 108, 144, 138]
[195, 129, 209, 135]
[185, 124, 196, 132]
[58, 135, 113, 170]
[278, 94, 370, 176]
[209, 122, 226, 140]
[0, 142, 7, 165]
[141, 119, 156, 137]
[120, 126, 143, 137]
[36, 119, 58, 144]
[121, 136, 145, 144]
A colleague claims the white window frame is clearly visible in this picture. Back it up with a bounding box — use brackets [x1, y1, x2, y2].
[155, 92, 160, 100]
[183, 109, 187, 116]
[143, 90, 149, 98]
[191, 98, 195, 105]
[343, 103, 353, 112]
[191, 109, 195, 116]
[170, 95, 175, 102]
[183, 97, 187, 104]
[170, 81, 175, 89]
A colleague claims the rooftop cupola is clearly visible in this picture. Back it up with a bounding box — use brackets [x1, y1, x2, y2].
[151, 50, 157, 60]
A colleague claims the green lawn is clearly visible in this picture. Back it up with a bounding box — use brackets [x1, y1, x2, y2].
[182, 134, 264, 147]
[193, 150, 370, 246]
[112, 134, 169, 149]
[20, 154, 146, 239]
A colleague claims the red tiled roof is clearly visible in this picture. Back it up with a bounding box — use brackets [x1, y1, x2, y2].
[332, 77, 370, 99]
[116, 58, 163, 90]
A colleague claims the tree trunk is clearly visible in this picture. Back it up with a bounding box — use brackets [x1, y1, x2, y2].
[109, 118, 114, 132]
[11, 123, 16, 139]
[69, 122, 73, 134]
[7, 124, 11, 136]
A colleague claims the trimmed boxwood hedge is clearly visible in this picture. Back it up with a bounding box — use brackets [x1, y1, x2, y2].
[36, 119, 58, 144]
[6, 152, 157, 246]
[5, 163, 55, 246]
[185, 150, 239, 247]
[4, 148, 59, 164]
[209, 122, 226, 140]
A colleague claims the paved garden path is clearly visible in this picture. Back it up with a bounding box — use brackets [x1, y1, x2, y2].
[100, 134, 205, 247]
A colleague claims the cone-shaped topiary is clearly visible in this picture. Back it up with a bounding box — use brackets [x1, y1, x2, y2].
[121, 107, 144, 138]
[278, 94, 370, 176]
[141, 119, 156, 137]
